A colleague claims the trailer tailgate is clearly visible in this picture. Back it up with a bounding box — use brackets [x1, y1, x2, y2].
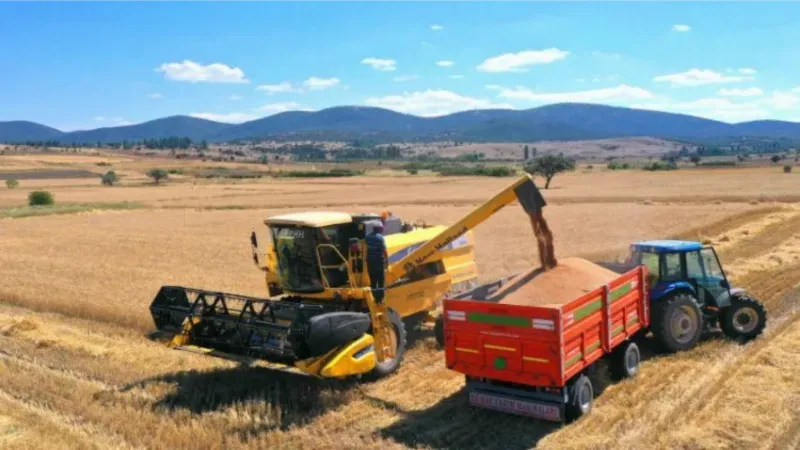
[444, 300, 563, 387]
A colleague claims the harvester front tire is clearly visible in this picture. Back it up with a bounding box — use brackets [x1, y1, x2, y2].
[652, 292, 703, 353]
[365, 309, 407, 380]
[610, 340, 640, 380]
[565, 374, 594, 422]
[721, 294, 767, 341]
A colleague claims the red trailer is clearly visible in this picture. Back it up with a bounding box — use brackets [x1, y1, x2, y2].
[443, 266, 649, 422]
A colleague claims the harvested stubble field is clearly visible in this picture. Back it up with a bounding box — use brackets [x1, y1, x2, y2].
[0, 154, 798, 450]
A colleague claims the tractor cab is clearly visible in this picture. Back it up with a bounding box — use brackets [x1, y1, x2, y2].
[626, 240, 766, 351]
[628, 240, 731, 308]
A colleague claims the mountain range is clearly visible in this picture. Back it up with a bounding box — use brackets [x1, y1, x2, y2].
[3, 103, 800, 144]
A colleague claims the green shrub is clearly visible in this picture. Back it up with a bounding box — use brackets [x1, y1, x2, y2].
[642, 161, 678, 171]
[607, 161, 631, 170]
[785, 165, 793, 173]
[699, 160, 737, 167]
[101, 170, 118, 186]
[437, 165, 516, 177]
[5, 179, 19, 189]
[167, 168, 185, 175]
[407, 168, 418, 175]
[28, 190, 55, 206]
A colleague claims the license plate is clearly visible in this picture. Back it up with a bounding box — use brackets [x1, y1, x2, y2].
[469, 391, 561, 421]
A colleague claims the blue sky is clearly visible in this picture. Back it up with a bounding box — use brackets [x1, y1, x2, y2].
[3, 2, 800, 130]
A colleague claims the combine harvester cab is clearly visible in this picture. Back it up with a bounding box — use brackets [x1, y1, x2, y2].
[443, 265, 649, 422]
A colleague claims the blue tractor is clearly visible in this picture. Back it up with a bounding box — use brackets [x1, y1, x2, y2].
[627, 240, 767, 352]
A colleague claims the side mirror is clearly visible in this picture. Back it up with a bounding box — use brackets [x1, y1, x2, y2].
[250, 231, 258, 248]
[720, 279, 730, 289]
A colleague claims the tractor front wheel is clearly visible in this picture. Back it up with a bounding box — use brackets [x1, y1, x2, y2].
[652, 292, 703, 352]
[721, 294, 767, 341]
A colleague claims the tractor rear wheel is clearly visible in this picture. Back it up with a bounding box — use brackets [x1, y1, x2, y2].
[610, 340, 640, 379]
[652, 292, 703, 352]
[721, 294, 767, 341]
[565, 374, 594, 422]
[365, 309, 407, 380]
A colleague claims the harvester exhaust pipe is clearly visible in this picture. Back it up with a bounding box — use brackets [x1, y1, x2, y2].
[514, 178, 557, 270]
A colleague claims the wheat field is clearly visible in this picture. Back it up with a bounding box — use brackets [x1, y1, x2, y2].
[0, 154, 798, 449]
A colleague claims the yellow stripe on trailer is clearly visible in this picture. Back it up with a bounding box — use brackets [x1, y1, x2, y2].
[456, 347, 479, 354]
[522, 356, 550, 363]
[484, 344, 516, 352]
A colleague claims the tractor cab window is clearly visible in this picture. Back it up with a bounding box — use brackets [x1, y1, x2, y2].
[662, 253, 683, 281]
[701, 248, 724, 279]
[638, 251, 660, 285]
[685, 250, 705, 279]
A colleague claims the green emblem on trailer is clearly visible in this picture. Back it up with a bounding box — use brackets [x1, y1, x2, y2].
[494, 356, 507, 370]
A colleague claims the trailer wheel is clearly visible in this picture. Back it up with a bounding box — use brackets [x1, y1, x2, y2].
[611, 341, 640, 379]
[721, 294, 767, 341]
[434, 314, 445, 348]
[365, 309, 407, 380]
[652, 292, 703, 352]
[565, 374, 594, 422]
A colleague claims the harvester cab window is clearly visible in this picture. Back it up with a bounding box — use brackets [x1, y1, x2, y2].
[271, 226, 324, 293]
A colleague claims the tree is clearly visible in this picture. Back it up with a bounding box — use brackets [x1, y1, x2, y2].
[690, 154, 702, 166]
[771, 154, 782, 164]
[28, 190, 54, 206]
[147, 168, 168, 184]
[523, 145, 530, 161]
[101, 170, 118, 186]
[5, 179, 19, 189]
[784, 165, 792, 173]
[524, 154, 576, 189]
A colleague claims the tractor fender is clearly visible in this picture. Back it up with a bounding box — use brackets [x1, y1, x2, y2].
[715, 287, 748, 309]
[650, 281, 696, 303]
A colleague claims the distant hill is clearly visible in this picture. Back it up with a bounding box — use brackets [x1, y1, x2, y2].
[65, 116, 232, 143]
[3, 103, 800, 144]
[0, 121, 65, 142]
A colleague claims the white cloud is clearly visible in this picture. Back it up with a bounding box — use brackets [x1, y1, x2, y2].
[256, 82, 300, 94]
[156, 60, 248, 84]
[449, 75, 465, 79]
[365, 90, 513, 117]
[738, 68, 757, 75]
[673, 24, 691, 32]
[437, 60, 455, 67]
[477, 48, 569, 72]
[495, 84, 653, 103]
[190, 112, 258, 123]
[117, 121, 134, 126]
[93, 116, 132, 125]
[148, 93, 163, 99]
[718, 87, 763, 97]
[392, 74, 419, 82]
[361, 57, 397, 71]
[228, 95, 243, 101]
[93, 116, 106, 121]
[430, 24, 444, 31]
[765, 91, 800, 109]
[302, 76, 340, 90]
[653, 68, 754, 87]
[632, 98, 768, 122]
[484, 84, 503, 90]
[255, 102, 313, 115]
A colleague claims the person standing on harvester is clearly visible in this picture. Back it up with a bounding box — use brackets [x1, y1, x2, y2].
[365, 222, 388, 303]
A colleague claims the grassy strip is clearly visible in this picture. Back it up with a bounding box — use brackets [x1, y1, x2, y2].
[0, 202, 145, 219]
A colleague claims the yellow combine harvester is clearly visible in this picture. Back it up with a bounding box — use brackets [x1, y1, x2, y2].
[150, 174, 547, 379]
